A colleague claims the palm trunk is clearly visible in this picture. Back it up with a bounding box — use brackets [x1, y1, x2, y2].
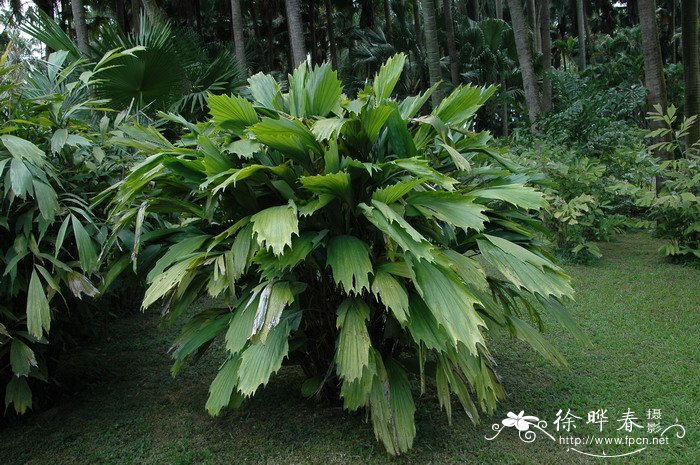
[576, 0, 586, 69]
[495, 0, 503, 20]
[540, 0, 552, 111]
[285, 0, 307, 68]
[131, 0, 141, 32]
[421, 0, 444, 105]
[323, 0, 338, 68]
[529, 0, 541, 53]
[230, 0, 247, 69]
[443, 0, 460, 85]
[71, 0, 89, 55]
[141, 0, 165, 23]
[639, 0, 672, 160]
[507, 0, 541, 127]
[682, 0, 700, 146]
[383, 0, 394, 42]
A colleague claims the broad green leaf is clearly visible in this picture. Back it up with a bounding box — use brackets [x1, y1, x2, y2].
[368, 355, 416, 455]
[336, 298, 371, 382]
[208, 94, 258, 133]
[433, 85, 497, 127]
[4, 377, 32, 415]
[50, 128, 68, 154]
[250, 117, 321, 162]
[326, 236, 373, 294]
[10, 340, 37, 377]
[248, 72, 284, 110]
[142, 259, 193, 309]
[359, 201, 434, 262]
[32, 181, 59, 220]
[26, 269, 51, 338]
[477, 235, 574, 299]
[371, 270, 409, 324]
[373, 53, 406, 102]
[390, 158, 457, 190]
[9, 159, 33, 198]
[71, 215, 97, 273]
[205, 356, 243, 416]
[410, 259, 485, 354]
[148, 236, 209, 282]
[237, 316, 293, 396]
[467, 184, 547, 210]
[225, 297, 257, 355]
[251, 281, 295, 343]
[300, 171, 351, 200]
[306, 62, 343, 117]
[1, 135, 45, 166]
[251, 202, 299, 256]
[372, 179, 425, 204]
[311, 117, 346, 141]
[407, 191, 488, 233]
[507, 316, 567, 366]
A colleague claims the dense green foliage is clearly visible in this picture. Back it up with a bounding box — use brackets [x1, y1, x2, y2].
[105, 54, 583, 454]
[0, 47, 139, 413]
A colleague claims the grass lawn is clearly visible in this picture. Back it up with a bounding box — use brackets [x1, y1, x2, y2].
[1, 233, 698, 464]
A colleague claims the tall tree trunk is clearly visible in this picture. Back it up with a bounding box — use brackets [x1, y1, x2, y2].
[131, 0, 141, 32]
[507, 0, 541, 127]
[422, 0, 444, 105]
[443, 0, 460, 85]
[495, 0, 503, 19]
[310, 0, 319, 64]
[230, 0, 247, 69]
[71, 0, 89, 55]
[540, 0, 552, 111]
[285, 0, 307, 68]
[682, 0, 700, 145]
[141, 0, 165, 23]
[360, 0, 376, 28]
[529, 0, 541, 53]
[639, 0, 672, 159]
[323, 0, 338, 68]
[383, 0, 394, 42]
[576, 0, 586, 69]
[412, 0, 423, 49]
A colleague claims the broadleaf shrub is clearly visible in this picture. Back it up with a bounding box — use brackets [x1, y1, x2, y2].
[0, 46, 138, 414]
[107, 54, 582, 455]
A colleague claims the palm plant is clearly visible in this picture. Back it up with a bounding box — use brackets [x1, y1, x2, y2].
[0, 46, 138, 414]
[106, 54, 581, 455]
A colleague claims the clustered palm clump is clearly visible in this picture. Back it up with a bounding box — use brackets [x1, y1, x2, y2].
[106, 54, 580, 454]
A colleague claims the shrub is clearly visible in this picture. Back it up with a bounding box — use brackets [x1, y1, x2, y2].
[107, 54, 582, 455]
[0, 46, 136, 414]
[635, 106, 700, 259]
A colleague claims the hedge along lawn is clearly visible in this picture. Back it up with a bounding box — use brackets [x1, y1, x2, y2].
[0, 233, 698, 465]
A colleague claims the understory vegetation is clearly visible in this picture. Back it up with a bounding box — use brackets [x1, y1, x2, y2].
[1, 0, 699, 460]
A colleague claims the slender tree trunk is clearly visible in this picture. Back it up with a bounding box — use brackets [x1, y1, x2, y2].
[682, 0, 700, 145]
[412, 0, 423, 48]
[576, 0, 586, 69]
[501, 100, 509, 136]
[507, 0, 541, 127]
[115, 0, 127, 33]
[540, 0, 552, 111]
[443, 0, 460, 85]
[422, 0, 444, 105]
[383, 0, 394, 42]
[495, 0, 503, 19]
[285, 0, 307, 68]
[529, 0, 541, 53]
[131, 0, 141, 32]
[323, 0, 338, 68]
[310, 0, 318, 64]
[639, 0, 672, 159]
[71, 0, 89, 55]
[141, 0, 165, 23]
[230, 0, 247, 69]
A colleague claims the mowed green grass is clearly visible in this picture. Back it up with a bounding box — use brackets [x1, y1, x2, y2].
[1, 233, 698, 464]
